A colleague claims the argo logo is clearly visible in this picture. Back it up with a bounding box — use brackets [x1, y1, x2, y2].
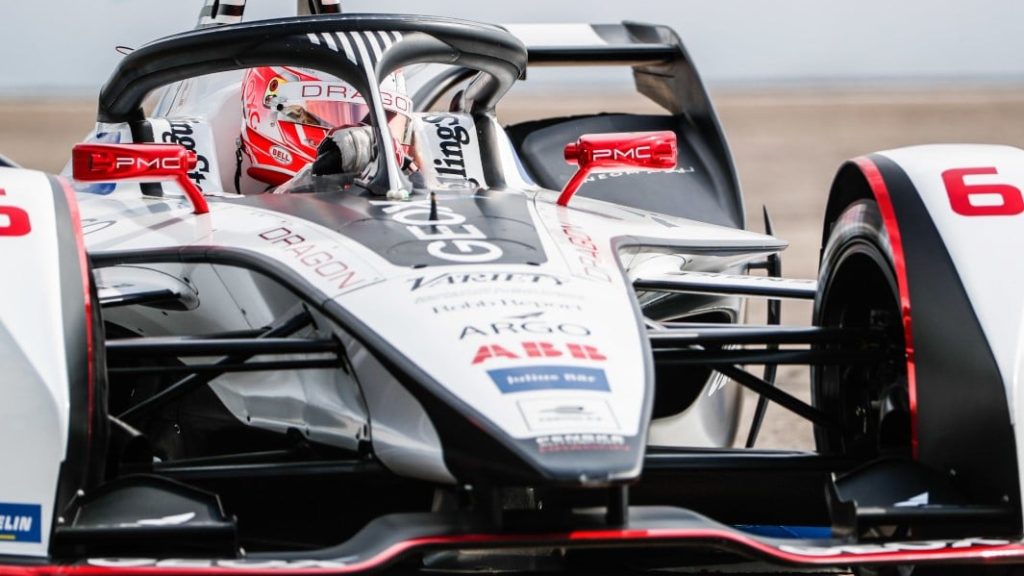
[459, 319, 590, 339]
[270, 145, 293, 166]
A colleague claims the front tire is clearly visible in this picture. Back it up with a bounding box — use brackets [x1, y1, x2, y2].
[812, 199, 910, 458]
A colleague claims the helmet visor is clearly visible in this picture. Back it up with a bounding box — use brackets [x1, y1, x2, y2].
[275, 79, 410, 129]
[279, 100, 371, 128]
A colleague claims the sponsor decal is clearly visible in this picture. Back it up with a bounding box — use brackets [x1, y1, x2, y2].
[459, 313, 591, 339]
[0, 502, 41, 543]
[423, 113, 474, 184]
[269, 145, 293, 166]
[778, 537, 1012, 557]
[593, 146, 653, 162]
[371, 200, 503, 263]
[330, 193, 543, 267]
[519, 398, 619, 432]
[409, 272, 564, 292]
[535, 433, 627, 453]
[471, 342, 607, 365]
[489, 365, 609, 394]
[431, 298, 583, 315]
[285, 82, 412, 116]
[159, 121, 212, 192]
[583, 167, 695, 183]
[257, 226, 366, 290]
[558, 222, 612, 283]
[114, 157, 186, 171]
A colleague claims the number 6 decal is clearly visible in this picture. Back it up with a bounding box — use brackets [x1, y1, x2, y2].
[942, 167, 1024, 216]
[0, 188, 32, 237]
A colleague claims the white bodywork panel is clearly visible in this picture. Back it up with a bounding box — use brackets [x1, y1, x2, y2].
[879, 146, 1024, 418]
[78, 180, 782, 481]
[0, 169, 72, 557]
[878, 145, 1024, 512]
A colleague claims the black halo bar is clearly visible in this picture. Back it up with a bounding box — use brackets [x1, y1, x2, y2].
[117, 310, 314, 422]
[653, 348, 886, 366]
[648, 325, 884, 347]
[109, 359, 341, 377]
[715, 364, 837, 430]
[106, 337, 340, 358]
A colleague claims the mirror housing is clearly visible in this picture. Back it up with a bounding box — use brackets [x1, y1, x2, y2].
[72, 143, 209, 214]
[558, 131, 677, 206]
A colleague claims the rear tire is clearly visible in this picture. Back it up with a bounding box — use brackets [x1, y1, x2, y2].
[813, 199, 910, 458]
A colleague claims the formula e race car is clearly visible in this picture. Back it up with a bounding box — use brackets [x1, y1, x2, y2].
[2, 1, 1024, 574]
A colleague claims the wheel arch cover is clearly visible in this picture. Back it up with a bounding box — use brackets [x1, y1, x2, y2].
[822, 146, 1022, 519]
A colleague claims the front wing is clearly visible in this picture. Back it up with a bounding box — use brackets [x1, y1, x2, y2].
[2, 508, 1023, 573]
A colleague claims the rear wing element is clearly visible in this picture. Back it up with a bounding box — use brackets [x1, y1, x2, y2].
[505, 23, 718, 119]
[501, 23, 743, 228]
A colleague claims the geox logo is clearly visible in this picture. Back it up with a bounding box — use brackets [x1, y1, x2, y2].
[0, 503, 41, 543]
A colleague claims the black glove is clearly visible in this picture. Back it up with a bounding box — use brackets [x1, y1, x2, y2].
[312, 125, 376, 176]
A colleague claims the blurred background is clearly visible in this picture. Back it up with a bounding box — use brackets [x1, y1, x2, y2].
[4, 0, 1023, 449]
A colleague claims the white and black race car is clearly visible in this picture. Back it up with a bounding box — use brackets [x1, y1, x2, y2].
[2, 1, 1023, 573]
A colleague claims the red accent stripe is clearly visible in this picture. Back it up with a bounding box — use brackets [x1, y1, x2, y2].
[0, 530, 1022, 574]
[852, 156, 919, 458]
[56, 177, 95, 442]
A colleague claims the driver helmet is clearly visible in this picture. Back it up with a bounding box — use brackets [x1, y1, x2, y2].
[240, 66, 412, 186]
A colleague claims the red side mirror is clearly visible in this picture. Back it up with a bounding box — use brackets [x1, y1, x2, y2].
[72, 143, 209, 214]
[557, 131, 677, 206]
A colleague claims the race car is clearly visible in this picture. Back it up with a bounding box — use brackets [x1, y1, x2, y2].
[1, 1, 1023, 573]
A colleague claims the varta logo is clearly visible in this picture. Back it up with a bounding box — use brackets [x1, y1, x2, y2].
[0, 503, 41, 543]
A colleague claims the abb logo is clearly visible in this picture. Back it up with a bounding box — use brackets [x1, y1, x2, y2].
[943, 167, 1024, 216]
[0, 188, 31, 237]
[471, 341, 607, 365]
[592, 146, 652, 161]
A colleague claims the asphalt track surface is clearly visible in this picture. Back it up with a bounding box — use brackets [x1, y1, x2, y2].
[5, 87, 1024, 451]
